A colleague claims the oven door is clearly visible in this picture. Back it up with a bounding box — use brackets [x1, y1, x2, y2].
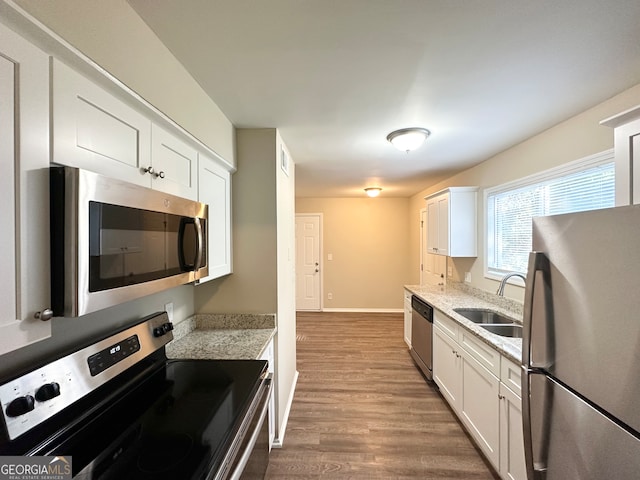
[215, 374, 272, 480]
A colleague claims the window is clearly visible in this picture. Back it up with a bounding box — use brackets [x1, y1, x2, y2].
[486, 151, 615, 277]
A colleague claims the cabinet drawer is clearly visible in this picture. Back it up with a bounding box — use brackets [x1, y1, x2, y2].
[460, 329, 501, 377]
[500, 356, 522, 396]
[434, 309, 458, 341]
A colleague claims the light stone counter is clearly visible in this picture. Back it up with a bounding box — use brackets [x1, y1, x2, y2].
[405, 282, 523, 363]
[166, 313, 277, 360]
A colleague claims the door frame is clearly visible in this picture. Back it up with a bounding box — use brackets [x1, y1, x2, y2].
[295, 213, 323, 311]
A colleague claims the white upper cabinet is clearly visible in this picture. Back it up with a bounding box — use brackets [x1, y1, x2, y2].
[601, 106, 640, 206]
[52, 60, 198, 200]
[151, 124, 198, 200]
[425, 187, 478, 257]
[52, 59, 152, 186]
[197, 153, 232, 281]
[0, 22, 52, 354]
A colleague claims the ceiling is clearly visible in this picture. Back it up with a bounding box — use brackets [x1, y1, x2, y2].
[127, 0, 640, 198]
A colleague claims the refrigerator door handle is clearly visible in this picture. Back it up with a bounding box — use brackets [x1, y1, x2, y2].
[523, 251, 552, 480]
[522, 251, 550, 368]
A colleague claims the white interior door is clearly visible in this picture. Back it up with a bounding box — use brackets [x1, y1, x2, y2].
[295, 214, 321, 310]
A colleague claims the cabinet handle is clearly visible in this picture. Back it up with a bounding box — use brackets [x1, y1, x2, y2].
[498, 394, 505, 400]
[34, 309, 53, 322]
[154, 171, 166, 179]
[143, 166, 155, 175]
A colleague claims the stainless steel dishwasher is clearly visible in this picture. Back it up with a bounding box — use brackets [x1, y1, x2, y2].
[410, 295, 434, 381]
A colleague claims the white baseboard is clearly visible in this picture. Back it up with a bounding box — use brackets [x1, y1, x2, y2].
[272, 369, 299, 448]
[319, 308, 403, 313]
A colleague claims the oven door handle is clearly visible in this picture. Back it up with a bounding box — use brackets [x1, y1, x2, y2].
[228, 375, 272, 480]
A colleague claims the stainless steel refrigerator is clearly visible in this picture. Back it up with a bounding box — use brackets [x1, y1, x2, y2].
[522, 204, 640, 479]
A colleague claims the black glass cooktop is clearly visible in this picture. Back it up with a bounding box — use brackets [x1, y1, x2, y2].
[41, 359, 267, 480]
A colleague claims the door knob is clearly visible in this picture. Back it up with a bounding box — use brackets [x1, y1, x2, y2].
[34, 309, 53, 321]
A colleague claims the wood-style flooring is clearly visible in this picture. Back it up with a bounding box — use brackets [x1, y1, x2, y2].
[265, 312, 500, 479]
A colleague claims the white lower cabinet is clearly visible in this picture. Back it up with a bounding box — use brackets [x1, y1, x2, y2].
[460, 347, 500, 467]
[499, 359, 526, 480]
[433, 308, 525, 480]
[259, 339, 276, 450]
[433, 323, 462, 409]
[403, 289, 412, 347]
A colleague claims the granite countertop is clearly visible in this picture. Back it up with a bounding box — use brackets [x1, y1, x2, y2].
[405, 282, 523, 363]
[166, 314, 277, 360]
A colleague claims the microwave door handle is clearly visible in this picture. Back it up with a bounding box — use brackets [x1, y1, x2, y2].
[178, 218, 196, 271]
[194, 217, 204, 270]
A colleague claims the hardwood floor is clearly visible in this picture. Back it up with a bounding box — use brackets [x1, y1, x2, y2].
[265, 312, 500, 479]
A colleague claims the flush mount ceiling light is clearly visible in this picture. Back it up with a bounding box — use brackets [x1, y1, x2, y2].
[364, 187, 382, 198]
[386, 127, 431, 152]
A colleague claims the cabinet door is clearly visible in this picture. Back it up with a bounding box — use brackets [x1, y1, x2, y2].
[197, 153, 232, 281]
[499, 382, 526, 480]
[426, 198, 439, 253]
[0, 25, 51, 354]
[436, 194, 449, 256]
[460, 350, 500, 469]
[433, 326, 462, 411]
[52, 60, 152, 186]
[151, 124, 198, 200]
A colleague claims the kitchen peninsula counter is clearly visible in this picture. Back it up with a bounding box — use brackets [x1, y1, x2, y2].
[166, 313, 276, 360]
[405, 282, 523, 363]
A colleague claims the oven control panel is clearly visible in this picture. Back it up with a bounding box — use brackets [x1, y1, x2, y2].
[0, 312, 173, 441]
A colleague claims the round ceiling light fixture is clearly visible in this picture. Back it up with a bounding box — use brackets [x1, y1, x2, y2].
[386, 127, 431, 152]
[364, 187, 382, 198]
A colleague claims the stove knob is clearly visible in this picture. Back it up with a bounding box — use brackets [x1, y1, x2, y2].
[153, 326, 165, 337]
[35, 382, 60, 402]
[6, 395, 35, 417]
[163, 322, 174, 332]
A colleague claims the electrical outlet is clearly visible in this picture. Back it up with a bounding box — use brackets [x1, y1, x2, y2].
[447, 266, 453, 277]
[164, 302, 174, 321]
[327, 293, 333, 300]
[328, 253, 333, 261]
[465, 272, 472, 283]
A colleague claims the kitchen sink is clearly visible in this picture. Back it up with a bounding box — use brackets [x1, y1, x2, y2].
[479, 324, 523, 338]
[453, 308, 516, 324]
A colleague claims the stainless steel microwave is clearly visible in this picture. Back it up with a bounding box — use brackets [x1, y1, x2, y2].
[50, 166, 208, 317]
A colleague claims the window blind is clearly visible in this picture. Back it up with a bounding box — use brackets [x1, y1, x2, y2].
[487, 161, 614, 275]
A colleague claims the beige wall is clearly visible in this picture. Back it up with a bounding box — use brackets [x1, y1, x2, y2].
[296, 197, 411, 310]
[196, 129, 278, 313]
[14, 0, 235, 165]
[409, 83, 640, 302]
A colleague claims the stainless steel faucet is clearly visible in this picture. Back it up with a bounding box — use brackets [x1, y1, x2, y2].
[496, 272, 527, 296]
